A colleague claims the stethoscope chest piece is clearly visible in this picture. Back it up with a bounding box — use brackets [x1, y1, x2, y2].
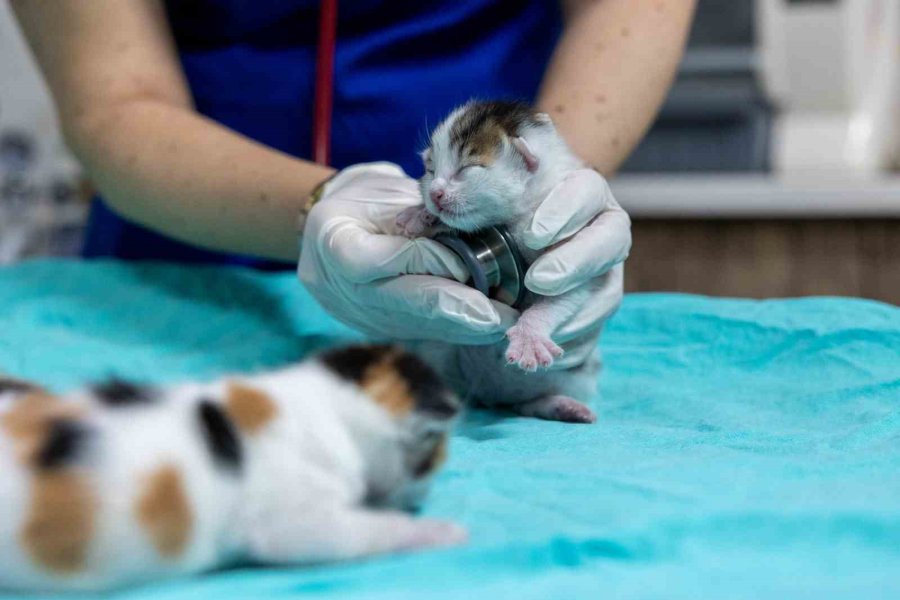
[434, 225, 526, 309]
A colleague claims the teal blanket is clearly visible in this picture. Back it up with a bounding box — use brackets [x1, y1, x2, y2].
[1, 260, 898, 599]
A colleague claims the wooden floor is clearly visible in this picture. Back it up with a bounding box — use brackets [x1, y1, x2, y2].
[625, 220, 900, 305]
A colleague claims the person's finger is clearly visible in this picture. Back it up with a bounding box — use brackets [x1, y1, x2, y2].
[525, 204, 631, 296]
[323, 162, 420, 206]
[541, 267, 623, 370]
[549, 324, 605, 371]
[523, 169, 614, 250]
[363, 275, 518, 344]
[324, 220, 469, 283]
[553, 265, 624, 342]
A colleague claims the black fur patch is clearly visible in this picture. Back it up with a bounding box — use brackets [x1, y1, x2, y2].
[36, 420, 90, 470]
[197, 400, 243, 472]
[393, 353, 460, 419]
[320, 344, 395, 384]
[0, 378, 36, 395]
[448, 101, 543, 150]
[92, 378, 156, 406]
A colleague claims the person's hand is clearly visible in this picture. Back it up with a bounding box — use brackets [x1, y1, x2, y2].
[522, 168, 631, 369]
[297, 163, 518, 344]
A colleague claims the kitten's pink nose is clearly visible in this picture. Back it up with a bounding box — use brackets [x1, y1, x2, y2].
[430, 188, 447, 209]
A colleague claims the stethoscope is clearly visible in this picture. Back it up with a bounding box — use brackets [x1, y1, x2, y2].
[313, 0, 526, 308]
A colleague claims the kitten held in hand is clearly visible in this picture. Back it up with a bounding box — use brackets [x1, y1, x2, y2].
[397, 101, 601, 424]
[0, 346, 463, 592]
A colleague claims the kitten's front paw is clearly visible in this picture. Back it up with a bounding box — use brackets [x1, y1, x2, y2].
[401, 520, 469, 551]
[505, 323, 564, 372]
[396, 206, 437, 238]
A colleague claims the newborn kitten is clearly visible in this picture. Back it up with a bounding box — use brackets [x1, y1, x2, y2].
[396, 101, 601, 424]
[0, 345, 463, 593]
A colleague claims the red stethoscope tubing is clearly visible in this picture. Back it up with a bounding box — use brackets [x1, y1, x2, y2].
[313, 0, 338, 166]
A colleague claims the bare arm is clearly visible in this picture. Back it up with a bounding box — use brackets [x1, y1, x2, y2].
[538, 0, 697, 175]
[12, 0, 334, 261]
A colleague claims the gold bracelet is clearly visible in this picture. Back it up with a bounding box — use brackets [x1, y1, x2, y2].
[297, 172, 338, 236]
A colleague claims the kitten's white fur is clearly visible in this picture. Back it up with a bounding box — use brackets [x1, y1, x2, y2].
[0, 360, 463, 593]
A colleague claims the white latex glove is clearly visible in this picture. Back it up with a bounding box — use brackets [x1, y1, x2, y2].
[297, 163, 518, 344]
[522, 168, 631, 369]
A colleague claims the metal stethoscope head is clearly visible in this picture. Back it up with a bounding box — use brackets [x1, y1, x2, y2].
[434, 225, 527, 309]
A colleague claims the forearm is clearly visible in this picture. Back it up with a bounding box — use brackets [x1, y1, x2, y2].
[67, 101, 333, 261]
[538, 0, 697, 175]
[12, 0, 334, 262]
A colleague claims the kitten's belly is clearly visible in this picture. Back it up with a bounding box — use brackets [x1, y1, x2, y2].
[412, 341, 598, 407]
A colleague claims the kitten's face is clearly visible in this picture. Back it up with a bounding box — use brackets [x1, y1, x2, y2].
[419, 142, 527, 232]
[419, 103, 543, 232]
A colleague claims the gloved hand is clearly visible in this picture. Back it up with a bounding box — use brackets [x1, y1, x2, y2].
[297, 163, 630, 366]
[522, 168, 631, 369]
[297, 162, 518, 344]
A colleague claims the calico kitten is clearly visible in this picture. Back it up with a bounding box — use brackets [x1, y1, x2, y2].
[0, 346, 464, 592]
[397, 101, 603, 424]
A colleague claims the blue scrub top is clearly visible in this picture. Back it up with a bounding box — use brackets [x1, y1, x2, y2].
[82, 0, 563, 268]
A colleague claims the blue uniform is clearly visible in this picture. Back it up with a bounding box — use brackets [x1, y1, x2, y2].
[82, 0, 563, 267]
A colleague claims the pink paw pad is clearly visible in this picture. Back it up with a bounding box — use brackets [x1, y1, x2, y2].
[396, 207, 437, 238]
[505, 323, 564, 372]
[403, 521, 469, 550]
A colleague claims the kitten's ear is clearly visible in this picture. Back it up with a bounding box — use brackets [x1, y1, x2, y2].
[511, 137, 539, 173]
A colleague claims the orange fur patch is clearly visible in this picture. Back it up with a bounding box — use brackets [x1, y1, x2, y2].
[21, 471, 95, 574]
[361, 353, 415, 417]
[463, 124, 502, 166]
[136, 465, 192, 559]
[1, 393, 83, 464]
[3, 392, 95, 573]
[224, 383, 278, 434]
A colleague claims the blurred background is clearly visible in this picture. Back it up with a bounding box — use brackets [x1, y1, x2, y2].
[1, 0, 898, 302]
[0, 2, 85, 263]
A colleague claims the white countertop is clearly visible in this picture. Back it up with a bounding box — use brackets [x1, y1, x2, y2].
[612, 174, 900, 218]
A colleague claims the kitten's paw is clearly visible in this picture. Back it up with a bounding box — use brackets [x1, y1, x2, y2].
[516, 395, 596, 424]
[396, 206, 437, 238]
[401, 520, 469, 551]
[505, 324, 563, 372]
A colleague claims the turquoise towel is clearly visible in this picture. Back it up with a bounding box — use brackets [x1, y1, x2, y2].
[0, 260, 898, 599]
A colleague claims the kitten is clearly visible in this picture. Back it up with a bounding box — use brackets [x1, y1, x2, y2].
[0, 345, 464, 592]
[396, 101, 602, 424]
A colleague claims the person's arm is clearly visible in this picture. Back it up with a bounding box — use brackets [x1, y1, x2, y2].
[12, 0, 333, 261]
[538, 0, 697, 175]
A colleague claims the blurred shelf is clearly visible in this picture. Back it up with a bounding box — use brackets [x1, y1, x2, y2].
[612, 174, 900, 219]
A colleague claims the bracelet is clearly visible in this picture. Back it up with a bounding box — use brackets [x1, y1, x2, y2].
[296, 172, 338, 240]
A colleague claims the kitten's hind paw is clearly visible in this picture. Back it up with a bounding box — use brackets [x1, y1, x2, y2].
[505, 324, 563, 372]
[515, 395, 596, 424]
[400, 520, 469, 551]
[396, 206, 437, 238]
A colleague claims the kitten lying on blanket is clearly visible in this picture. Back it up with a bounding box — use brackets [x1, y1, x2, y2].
[397, 101, 600, 424]
[0, 345, 464, 592]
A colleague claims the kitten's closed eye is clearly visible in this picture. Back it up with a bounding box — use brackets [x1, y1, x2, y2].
[422, 149, 434, 174]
